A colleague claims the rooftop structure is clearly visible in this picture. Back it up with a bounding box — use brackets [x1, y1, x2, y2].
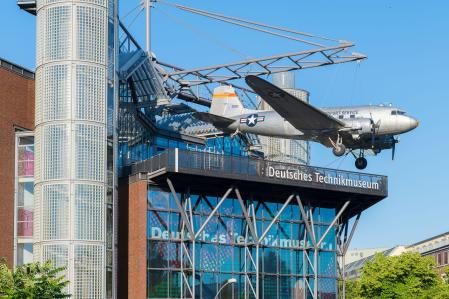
[345, 246, 407, 279]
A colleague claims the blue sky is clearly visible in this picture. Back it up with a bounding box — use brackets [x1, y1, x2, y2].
[1, 0, 448, 249]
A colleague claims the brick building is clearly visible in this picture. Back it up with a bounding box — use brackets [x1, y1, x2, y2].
[0, 58, 35, 267]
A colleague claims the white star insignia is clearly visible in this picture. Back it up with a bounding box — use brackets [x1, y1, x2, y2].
[247, 115, 257, 125]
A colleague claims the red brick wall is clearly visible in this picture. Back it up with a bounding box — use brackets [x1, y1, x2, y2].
[117, 178, 147, 299]
[0, 67, 34, 267]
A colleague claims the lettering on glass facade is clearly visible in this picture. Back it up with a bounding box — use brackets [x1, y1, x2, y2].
[150, 227, 333, 250]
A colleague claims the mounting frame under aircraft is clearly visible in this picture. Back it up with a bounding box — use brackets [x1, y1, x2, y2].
[194, 75, 419, 170]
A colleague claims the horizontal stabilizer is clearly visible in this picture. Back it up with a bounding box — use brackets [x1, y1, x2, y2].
[193, 112, 235, 128]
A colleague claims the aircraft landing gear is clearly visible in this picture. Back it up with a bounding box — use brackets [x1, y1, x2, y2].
[332, 144, 346, 157]
[355, 157, 368, 170]
[330, 135, 346, 157]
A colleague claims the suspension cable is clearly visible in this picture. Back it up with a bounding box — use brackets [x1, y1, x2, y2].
[176, 3, 340, 43]
[155, 6, 252, 60]
[156, 1, 328, 47]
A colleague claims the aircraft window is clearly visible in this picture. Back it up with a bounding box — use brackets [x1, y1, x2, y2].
[391, 110, 397, 115]
[350, 115, 355, 118]
[339, 115, 344, 119]
[398, 111, 406, 115]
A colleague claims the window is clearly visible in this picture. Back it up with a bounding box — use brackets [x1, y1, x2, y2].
[17, 182, 34, 237]
[16, 243, 33, 266]
[338, 115, 344, 119]
[438, 252, 443, 266]
[350, 115, 355, 119]
[15, 134, 35, 266]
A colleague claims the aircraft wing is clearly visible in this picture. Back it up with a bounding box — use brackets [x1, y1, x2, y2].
[193, 112, 235, 129]
[245, 75, 345, 131]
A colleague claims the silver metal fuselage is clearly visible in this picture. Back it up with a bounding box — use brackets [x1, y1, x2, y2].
[227, 105, 418, 141]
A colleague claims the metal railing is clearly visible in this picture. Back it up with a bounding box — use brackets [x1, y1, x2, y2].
[128, 148, 388, 196]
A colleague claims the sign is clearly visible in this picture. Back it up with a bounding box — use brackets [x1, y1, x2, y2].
[265, 165, 380, 191]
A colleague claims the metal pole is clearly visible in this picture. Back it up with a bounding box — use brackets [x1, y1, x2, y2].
[145, 0, 151, 55]
[256, 243, 260, 299]
[342, 254, 346, 299]
[314, 249, 318, 298]
[185, 195, 196, 299]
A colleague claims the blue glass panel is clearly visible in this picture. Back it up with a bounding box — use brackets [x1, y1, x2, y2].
[148, 188, 169, 210]
[279, 276, 292, 298]
[319, 208, 336, 224]
[147, 269, 169, 298]
[319, 251, 337, 277]
[168, 272, 181, 297]
[262, 275, 277, 298]
[262, 247, 277, 274]
[318, 278, 337, 299]
[279, 249, 291, 274]
[148, 240, 168, 269]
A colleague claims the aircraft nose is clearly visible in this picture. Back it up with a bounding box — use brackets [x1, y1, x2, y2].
[410, 117, 419, 129]
[406, 116, 419, 131]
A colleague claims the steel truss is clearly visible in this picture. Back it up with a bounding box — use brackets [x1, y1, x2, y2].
[336, 213, 361, 299]
[165, 178, 359, 299]
[158, 45, 365, 87]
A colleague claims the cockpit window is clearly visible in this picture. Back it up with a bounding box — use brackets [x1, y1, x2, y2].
[391, 110, 406, 115]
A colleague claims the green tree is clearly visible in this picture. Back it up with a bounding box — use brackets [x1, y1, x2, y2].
[346, 252, 449, 299]
[0, 260, 70, 299]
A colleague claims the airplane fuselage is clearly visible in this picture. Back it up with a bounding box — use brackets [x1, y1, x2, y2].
[225, 105, 418, 149]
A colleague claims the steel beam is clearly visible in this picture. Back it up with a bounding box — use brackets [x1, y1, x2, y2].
[235, 188, 258, 243]
[258, 194, 294, 244]
[194, 187, 234, 239]
[166, 178, 194, 238]
[343, 213, 361, 255]
[296, 196, 317, 248]
[317, 201, 350, 247]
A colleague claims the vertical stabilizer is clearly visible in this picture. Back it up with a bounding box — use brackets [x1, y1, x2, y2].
[210, 86, 244, 117]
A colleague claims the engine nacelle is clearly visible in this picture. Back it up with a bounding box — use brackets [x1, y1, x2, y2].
[343, 118, 373, 137]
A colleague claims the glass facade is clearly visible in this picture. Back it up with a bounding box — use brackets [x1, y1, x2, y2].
[146, 186, 338, 299]
[15, 133, 35, 266]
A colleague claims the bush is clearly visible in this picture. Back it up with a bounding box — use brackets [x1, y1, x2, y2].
[346, 252, 449, 299]
[0, 259, 70, 299]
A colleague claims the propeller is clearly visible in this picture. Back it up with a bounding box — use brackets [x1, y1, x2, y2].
[369, 113, 381, 148]
[391, 137, 399, 160]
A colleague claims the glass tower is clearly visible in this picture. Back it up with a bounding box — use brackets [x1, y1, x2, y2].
[34, 0, 116, 297]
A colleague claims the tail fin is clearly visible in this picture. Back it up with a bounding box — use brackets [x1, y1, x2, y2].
[210, 85, 244, 117]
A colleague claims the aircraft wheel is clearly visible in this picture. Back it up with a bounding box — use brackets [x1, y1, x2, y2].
[332, 144, 346, 157]
[355, 157, 368, 170]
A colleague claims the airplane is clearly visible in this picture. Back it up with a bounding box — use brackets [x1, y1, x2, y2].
[194, 75, 419, 170]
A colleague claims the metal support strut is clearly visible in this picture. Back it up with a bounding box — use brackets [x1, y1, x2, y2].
[165, 178, 355, 299]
